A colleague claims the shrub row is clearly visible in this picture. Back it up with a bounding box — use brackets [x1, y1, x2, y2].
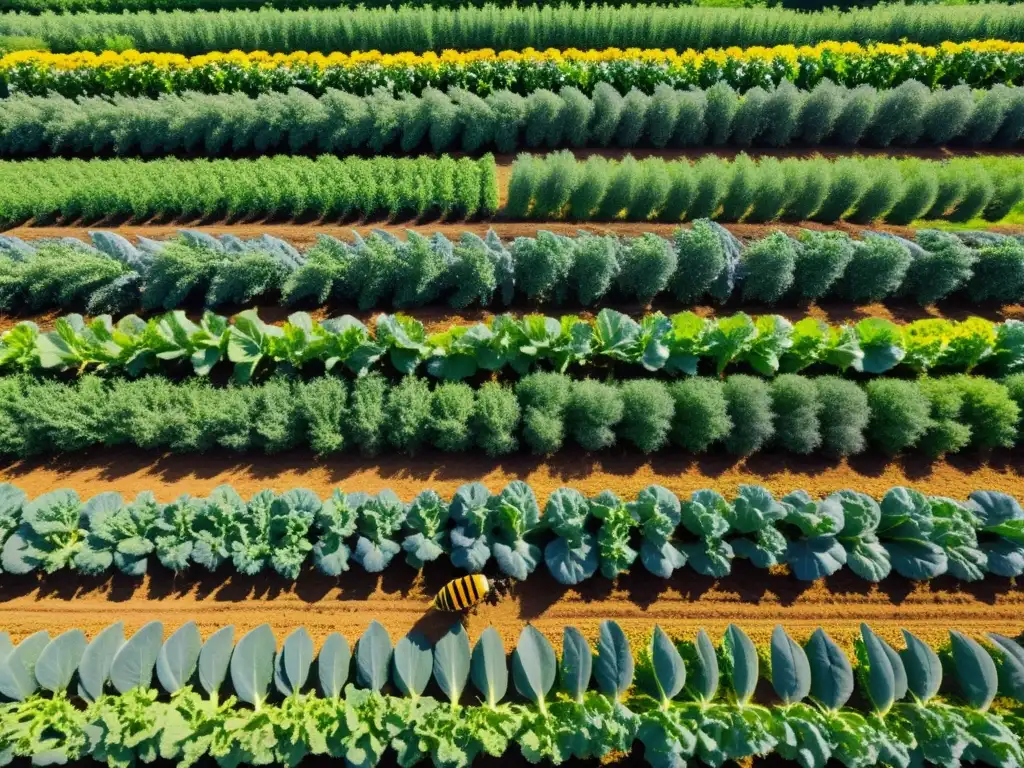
[508, 152, 1024, 224]
[3, 82, 1023, 160]
[0, 372, 1021, 459]
[4, 42, 1024, 100]
[0, 155, 499, 226]
[0, 3, 1021, 56]
[3, 481, 1021, 582]
[5, 225, 1024, 317]
[0, 619, 1020, 768]
[11, 308, 1024, 383]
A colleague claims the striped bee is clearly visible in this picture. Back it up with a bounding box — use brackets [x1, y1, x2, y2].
[432, 574, 513, 611]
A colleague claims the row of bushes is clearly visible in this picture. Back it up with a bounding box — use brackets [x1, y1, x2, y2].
[0, 372, 1021, 458]
[508, 152, 1024, 224]
[0, 3, 1020, 55]
[0, 155, 498, 226]
[4, 225, 1024, 317]
[2, 82, 1022, 159]
[5, 42, 1024, 100]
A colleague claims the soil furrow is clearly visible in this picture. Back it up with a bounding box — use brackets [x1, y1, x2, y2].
[1, 447, 1021, 505]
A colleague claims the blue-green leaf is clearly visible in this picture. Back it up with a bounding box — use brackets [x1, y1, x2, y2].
[805, 628, 852, 711]
[34, 630, 86, 694]
[900, 629, 941, 703]
[156, 622, 201, 694]
[78, 623, 124, 702]
[110, 621, 163, 694]
[949, 631, 998, 711]
[724, 624, 758, 705]
[470, 627, 507, 707]
[560, 627, 592, 703]
[198, 625, 234, 698]
[317, 633, 350, 699]
[512, 625, 556, 712]
[690, 629, 719, 703]
[356, 621, 392, 692]
[392, 632, 432, 699]
[0, 631, 49, 701]
[987, 633, 1024, 700]
[595, 620, 633, 702]
[230, 624, 276, 706]
[651, 625, 685, 704]
[770, 625, 810, 705]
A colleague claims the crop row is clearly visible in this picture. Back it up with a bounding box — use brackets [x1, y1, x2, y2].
[4, 82, 1023, 161]
[2, 481, 1021, 582]
[0, 0, 1018, 33]
[1, 371, 1022, 458]
[509, 152, 1024, 224]
[0, 3, 1021, 55]
[4, 42, 1024, 100]
[0, 155, 498, 227]
[0, 618, 1021, 768]
[5, 226, 1024, 317]
[11, 308, 1024, 383]
[0, 154, 1018, 229]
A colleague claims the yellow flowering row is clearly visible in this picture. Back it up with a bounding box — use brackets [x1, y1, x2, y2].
[3, 39, 1022, 99]
[3, 39, 1024, 72]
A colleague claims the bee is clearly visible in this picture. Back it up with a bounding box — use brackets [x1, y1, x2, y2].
[432, 574, 513, 611]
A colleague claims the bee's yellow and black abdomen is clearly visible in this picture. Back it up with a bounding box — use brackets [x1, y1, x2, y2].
[433, 574, 489, 611]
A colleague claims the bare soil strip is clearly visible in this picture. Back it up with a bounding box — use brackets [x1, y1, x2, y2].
[0, 558, 1018, 651]
[3, 447, 1023, 506]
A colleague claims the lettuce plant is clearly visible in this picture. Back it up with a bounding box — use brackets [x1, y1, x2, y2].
[679, 490, 733, 577]
[488, 481, 542, 581]
[726, 485, 788, 569]
[627, 486, 686, 578]
[542, 489, 598, 585]
[402, 490, 449, 568]
[778, 491, 847, 580]
[589, 491, 638, 580]
[0, 489, 85, 575]
[74, 491, 161, 576]
[312, 490, 359, 576]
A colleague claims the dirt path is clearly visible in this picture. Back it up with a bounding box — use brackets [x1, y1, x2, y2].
[2, 447, 1023, 506]
[0, 559, 1018, 651]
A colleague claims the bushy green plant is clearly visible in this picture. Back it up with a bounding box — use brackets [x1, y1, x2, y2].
[568, 155, 611, 220]
[668, 378, 732, 453]
[589, 83, 623, 147]
[616, 89, 650, 148]
[952, 375, 1020, 449]
[512, 230, 574, 303]
[923, 85, 974, 144]
[571, 234, 619, 305]
[884, 160, 938, 226]
[918, 377, 971, 457]
[566, 379, 623, 451]
[740, 232, 796, 304]
[770, 374, 821, 454]
[687, 156, 729, 219]
[659, 162, 695, 222]
[596, 156, 639, 220]
[675, 90, 709, 146]
[429, 382, 474, 452]
[813, 157, 868, 222]
[531, 150, 578, 219]
[798, 80, 844, 144]
[730, 87, 767, 147]
[966, 241, 1024, 303]
[505, 153, 543, 219]
[647, 84, 681, 149]
[745, 158, 789, 223]
[841, 235, 912, 302]
[814, 377, 868, 456]
[472, 381, 519, 456]
[780, 158, 830, 221]
[847, 159, 903, 223]
[347, 372, 387, 456]
[792, 230, 853, 300]
[904, 229, 976, 305]
[670, 219, 726, 303]
[517, 372, 571, 454]
[297, 375, 347, 455]
[719, 153, 757, 221]
[703, 82, 738, 146]
[723, 375, 774, 455]
[618, 380, 673, 453]
[625, 158, 671, 221]
[384, 376, 432, 454]
[760, 81, 803, 147]
[616, 233, 677, 305]
[949, 163, 996, 222]
[866, 379, 931, 454]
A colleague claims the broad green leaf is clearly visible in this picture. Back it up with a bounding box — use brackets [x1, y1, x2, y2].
[987, 633, 1024, 700]
[470, 627, 507, 707]
[0, 631, 49, 701]
[770, 625, 810, 705]
[805, 628, 852, 711]
[724, 624, 758, 705]
[34, 629, 86, 694]
[156, 622, 201, 695]
[949, 631, 997, 711]
[900, 629, 942, 703]
[275, 627, 314, 697]
[690, 629, 719, 703]
[392, 632, 432, 699]
[78, 622, 124, 702]
[110, 621, 163, 694]
[317, 632, 350, 699]
[651, 625, 685, 704]
[512, 625, 556, 714]
[199, 625, 234, 698]
[859, 624, 896, 714]
[560, 627, 592, 703]
[595, 620, 633, 702]
[433, 623, 470, 705]
[230, 624, 276, 706]
[356, 621, 392, 692]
